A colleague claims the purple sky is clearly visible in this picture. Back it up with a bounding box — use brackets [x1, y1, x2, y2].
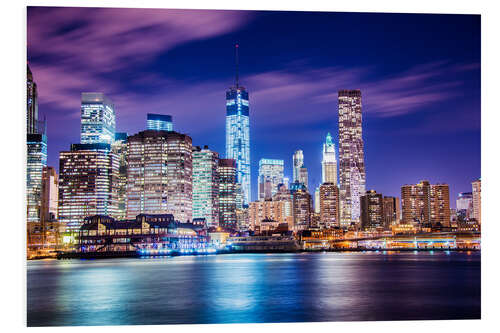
[27, 7, 481, 207]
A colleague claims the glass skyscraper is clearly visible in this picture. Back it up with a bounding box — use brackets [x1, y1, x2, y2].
[193, 146, 220, 228]
[27, 133, 47, 224]
[338, 89, 366, 227]
[258, 159, 284, 201]
[146, 113, 173, 131]
[27, 65, 38, 135]
[81, 92, 116, 145]
[226, 45, 250, 205]
[218, 158, 238, 229]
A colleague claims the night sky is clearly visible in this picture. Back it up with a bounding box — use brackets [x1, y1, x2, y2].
[27, 7, 480, 207]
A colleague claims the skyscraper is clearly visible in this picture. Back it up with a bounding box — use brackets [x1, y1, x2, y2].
[218, 159, 238, 229]
[58, 143, 119, 232]
[322, 132, 337, 184]
[290, 183, 312, 231]
[293, 150, 304, 183]
[383, 196, 400, 228]
[360, 190, 384, 230]
[111, 132, 128, 220]
[126, 130, 193, 222]
[41, 166, 58, 222]
[146, 113, 173, 131]
[258, 159, 284, 200]
[193, 146, 220, 228]
[401, 180, 450, 226]
[319, 183, 340, 229]
[80, 92, 116, 145]
[299, 166, 309, 190]
[27, 133, 47, 224]
[471, 179, 481, 225]
[226, 44, 251, 205]
[27, 64, 38, 134]
[338, 89, 366, 227]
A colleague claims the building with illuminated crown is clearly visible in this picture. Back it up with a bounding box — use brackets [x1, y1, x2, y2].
[193, 146, 220, 228]
[58, 143, 119, 232]
[322, 132, 337, 184]
[147, 113, 173, 131]
[80, 92, 116, 145]
[258, 158, 284, 200]
[126, 130, 193, 222]
[338, 89, 366, 228]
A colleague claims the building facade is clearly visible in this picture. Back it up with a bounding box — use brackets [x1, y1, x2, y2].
[319, 183, 340, 229]
[401, 180, 450, 226]
[360, 190, 384, 230]
[27, 133, 47, 224]
[456, 192, 473, 220]
[80, 92, 116, 145]
[249, 200, 291, 230]
[383, 196, 400, 229]
[111, 132, 128, 220]
[338, 89, 366, 227]
[293, 150, 304, 183]
[291, 183, 312, 231]
[258, 159, 284, 201]
[126, 130, 193, 222]
[41, 166, 58, 222]
[27, 65, 38, 135]
[193, 146, 220, 228]
[58, 143, 119, 232]
[471, 179, 481, 225]
[146, 113, 173, 131]
[218, 159, 238, 229]
[322, 132, 337, 184]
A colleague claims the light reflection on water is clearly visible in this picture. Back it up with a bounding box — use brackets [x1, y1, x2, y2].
[27, 251, 480, 326]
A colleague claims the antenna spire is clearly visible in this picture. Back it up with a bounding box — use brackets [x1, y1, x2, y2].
[235, 43, 239, 88]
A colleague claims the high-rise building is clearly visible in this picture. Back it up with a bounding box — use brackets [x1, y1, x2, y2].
[338, 89, 366, 227]
[273, 184, 294, 229]
[146, 113, 173, 131]
[322, 132, 337, 184]
[226, 44, 250, 205]
[193, 146, 220, 228]
[319, 183, 340, 229]
[80, 92, 116, 145]
[41, 166, 58, 222]
[27, 65, 38, 134]
[401, 180, 450, 226]
[249, 200, 291, 230]
[58, 143, 119, 232]
[299, 167, 309, 190]
[383, 196, 400, 229]
[283, 177, 290, 189]
[360, 190, 384, 230]
[456, 192, 473, 221]
[471, 179, 481, 225]
[258, 159, 284, 200]
[290, 183, 312, 231]
[293, 150, 304, 183]
[27, 133, 47, 224]
[314, 186, 321, 213]
[111, 132, 128, 220]
[218, 159, 238, 229]
[126, 130, 193, 222]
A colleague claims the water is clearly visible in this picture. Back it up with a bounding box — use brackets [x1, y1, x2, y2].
[27, 251, 481, 326]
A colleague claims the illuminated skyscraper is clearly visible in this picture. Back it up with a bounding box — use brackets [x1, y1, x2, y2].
[338, 89, 366, 227]
[383, 196, 400, 228]
[360, 190, 384, 230]
[27, 133, 47, 224]
[41, 166, 58, 222]
[471, 179, 481, 225]
[226, 44, 251, 205]
[193, 146, 220, 228]
[299, 167, 308, 190]
[258, 159, 284, 200]
[290, 182, 312, 231]
[322, 132, 337, 184]
[126, 130, 193, 222]
[218, 159, 237, 229]
[111, 132, 128, 220]
[80, 92, 116, 145]
[319, 183, 340, 229]
[147, 113, 173, 131]
[27, 65, 38, 134]
[293, 150, 304, 183]
[58, 143, 119, 232]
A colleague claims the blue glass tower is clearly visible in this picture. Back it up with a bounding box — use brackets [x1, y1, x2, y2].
[147, 113, 173, 131]
[225, 44, 251, 205]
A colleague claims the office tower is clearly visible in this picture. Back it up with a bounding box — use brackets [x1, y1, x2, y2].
[111, 132, 128, 220]
[41, 166, 58, 222]
[193, 146, 220, 228]
[273, 184, 294, 229]
[126, 130, 193, 222]
[383, 196, 400, 229]
[80, 92, 116, 145]
[27, 133, 47, 224]
[360, 190, 384, 230]
[235, 183, 244, 209]
[338, 89, 366, 227]
[58, 143, 119, 232]
[471, 179, 481, 225]
[299, 167, 309, 190]
[319, 183, 340, 229]
[226, 44, 251, 205]
[249, 200, 291, 230]
[314, 187, 321, 213]
[457, 192, 474, 220]
[27, 65, 38, 134]
[401, 180, 450, 226]
[290, 183, 312, 231]
[258, 159, 284, 200]
[147, 113, 173, 131]
[293, 150, 304, 183]
[218, 159, 237, 229]
[322, 132, 337, 184]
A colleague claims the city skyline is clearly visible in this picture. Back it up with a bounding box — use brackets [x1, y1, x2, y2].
[26, 7, 480, 207]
